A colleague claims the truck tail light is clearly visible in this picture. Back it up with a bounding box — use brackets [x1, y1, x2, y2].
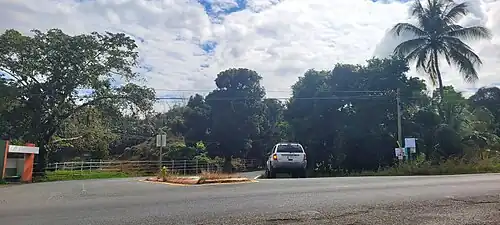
[272, 154, 278, 160]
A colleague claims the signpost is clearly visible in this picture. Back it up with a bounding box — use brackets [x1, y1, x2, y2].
[156, 134, 167, 169]
[404, 138, 416, 148]
[394, 148, 404, 161]
[404, 138, 417, 160]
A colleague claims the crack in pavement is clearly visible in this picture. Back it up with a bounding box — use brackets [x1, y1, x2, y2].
[448, 198, 500, 205]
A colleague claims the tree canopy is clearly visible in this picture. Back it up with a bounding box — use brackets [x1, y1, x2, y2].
[0, 29, 155, 171]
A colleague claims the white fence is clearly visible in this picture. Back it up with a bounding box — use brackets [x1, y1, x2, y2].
[42, 159, 259, 175]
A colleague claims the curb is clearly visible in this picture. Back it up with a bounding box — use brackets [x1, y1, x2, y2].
[143, 177, 256, 186]
[199, 178, 251, 184]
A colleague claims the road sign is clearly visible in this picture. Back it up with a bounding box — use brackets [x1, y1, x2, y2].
[156, 134, 167, 147]
[404, 138, 416, 148]
[394, 148, 403, 157]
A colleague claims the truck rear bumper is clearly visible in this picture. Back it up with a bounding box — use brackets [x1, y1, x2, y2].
[271, 161, 306, 170]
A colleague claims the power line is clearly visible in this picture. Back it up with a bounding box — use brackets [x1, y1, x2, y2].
[155, 94, 396, 101]
[153, 89, 390, 94]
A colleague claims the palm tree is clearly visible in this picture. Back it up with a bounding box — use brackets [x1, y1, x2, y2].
[391, 0, 491, 121]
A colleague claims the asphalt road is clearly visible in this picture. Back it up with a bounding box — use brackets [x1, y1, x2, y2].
[2, 173, 500, 225]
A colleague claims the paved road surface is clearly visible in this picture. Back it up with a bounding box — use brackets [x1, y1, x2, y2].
[1, 174, 500, 225]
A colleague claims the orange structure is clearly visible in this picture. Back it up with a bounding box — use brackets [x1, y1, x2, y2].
[0, 141, 39, 182]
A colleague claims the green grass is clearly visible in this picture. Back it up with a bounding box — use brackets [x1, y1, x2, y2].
[36, 170, 130, 182]
[260, 156, 500, 179]
[350, 157, 500, 177]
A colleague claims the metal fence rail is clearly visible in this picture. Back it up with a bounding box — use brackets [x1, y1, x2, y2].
[42, 159, 259, 176]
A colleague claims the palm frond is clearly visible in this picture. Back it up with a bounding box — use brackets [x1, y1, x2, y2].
[410, 0, 430, 29]
[436, 44, 452, 66]
[404, 42, 429, 62]
[445, 46, 479, 83]
[423, 55, 437, 83]
[393, 37, 428, 57]
[445, 26, 492, 41]
[426, 0, 446, 19]
[391, 23, 427, 37]
[444, 24, 463, 32]
[410, 0, 425, 18]
[409, 45, 437, 85]
[442, 2, 469, 23]
[445, 37, 482, 66]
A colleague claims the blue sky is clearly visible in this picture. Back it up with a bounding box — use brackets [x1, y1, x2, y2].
[198, 0, 248, 18]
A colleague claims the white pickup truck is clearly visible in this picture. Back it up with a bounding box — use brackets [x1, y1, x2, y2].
[265, 142, 307, 178]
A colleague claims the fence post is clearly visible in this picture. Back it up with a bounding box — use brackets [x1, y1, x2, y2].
[81, 161, 83, 173]
[171, 160, 174, 173]
[196, 160, 198, 174]
[55, 163, 58, 171]
[183, 160, 186, 175]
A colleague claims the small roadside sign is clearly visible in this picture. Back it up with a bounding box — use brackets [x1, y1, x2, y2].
[156, 134, 167, 147]
[404, 138, 416, 148]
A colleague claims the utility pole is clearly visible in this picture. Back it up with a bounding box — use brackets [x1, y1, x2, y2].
[396, 88, 403, 156]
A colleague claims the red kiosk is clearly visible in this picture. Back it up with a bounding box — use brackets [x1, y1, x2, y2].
[0, 140, 39, 182]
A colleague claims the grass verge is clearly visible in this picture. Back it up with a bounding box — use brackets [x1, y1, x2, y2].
[36, 170, 129, 182]
[259, 157, 500, 178]
[354, 157, 500, 176]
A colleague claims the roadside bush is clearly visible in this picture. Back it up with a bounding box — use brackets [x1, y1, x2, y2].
[354, 154, 500, 176]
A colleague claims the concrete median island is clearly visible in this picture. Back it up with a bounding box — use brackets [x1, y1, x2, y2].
[145, 172, 253, 185]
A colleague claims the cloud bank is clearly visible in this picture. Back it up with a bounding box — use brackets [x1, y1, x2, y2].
[1, 0, 499, 105]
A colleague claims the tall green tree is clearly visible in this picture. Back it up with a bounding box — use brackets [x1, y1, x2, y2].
[0, 76, 18, 138]
[205, 68, 265, 172]
[48, 107, 118, 162]
[469, 87, 500, 134]
[0, 29, 155, 173]
[183, 94, 211, 146]
[249, 98, 286, 164]
[286, 57, 427, 173]
[391, 0, 491, 121]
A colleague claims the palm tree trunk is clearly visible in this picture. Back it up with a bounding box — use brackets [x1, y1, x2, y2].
[433, 50, 446, 123]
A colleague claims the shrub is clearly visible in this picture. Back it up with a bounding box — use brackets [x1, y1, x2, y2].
[354, 154, 500, 176]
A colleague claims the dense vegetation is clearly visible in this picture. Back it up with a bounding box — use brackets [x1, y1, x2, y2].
[1, 0, 498, 176]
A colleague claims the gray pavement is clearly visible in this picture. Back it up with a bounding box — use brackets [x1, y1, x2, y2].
[1, 174, 500, 224]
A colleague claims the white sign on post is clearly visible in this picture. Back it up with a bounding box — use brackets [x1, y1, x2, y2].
[395, 148, 404, 160]
[404, 138, 416, 148]
[394, 148, 403, 157]
[156, 134, 167, 147]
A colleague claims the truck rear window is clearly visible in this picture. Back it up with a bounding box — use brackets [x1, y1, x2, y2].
[276, 145, 303, 153]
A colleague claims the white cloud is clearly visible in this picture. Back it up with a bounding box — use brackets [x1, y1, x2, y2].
[1, 0, 500, 109]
